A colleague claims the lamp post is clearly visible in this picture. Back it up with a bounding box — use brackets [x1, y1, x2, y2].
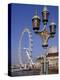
[32, 6, 56, 74]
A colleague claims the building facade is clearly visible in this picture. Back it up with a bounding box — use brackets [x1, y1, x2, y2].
[36, 46, 58, 74]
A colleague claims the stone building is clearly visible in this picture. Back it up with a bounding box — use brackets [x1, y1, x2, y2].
[36, 46, 58, 74]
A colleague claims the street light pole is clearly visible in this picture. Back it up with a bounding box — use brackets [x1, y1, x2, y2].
[32, 6, 56, 74]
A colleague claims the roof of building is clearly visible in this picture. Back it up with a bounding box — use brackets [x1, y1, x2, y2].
[37, 57, 43, 60]
[46, 52, 58, 57]
[48, 46, 58, 53]
[36, 52, 58, 61]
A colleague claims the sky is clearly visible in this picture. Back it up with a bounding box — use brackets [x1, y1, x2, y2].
[10, 3, 58, 65]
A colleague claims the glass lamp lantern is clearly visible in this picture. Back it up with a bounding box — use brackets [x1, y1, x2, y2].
[49, 22, 56, 37]
[42, 6, 49, 25]
[32, 15, 40, 32]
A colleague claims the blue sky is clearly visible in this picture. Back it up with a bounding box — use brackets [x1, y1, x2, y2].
[10, 3, 58, 65]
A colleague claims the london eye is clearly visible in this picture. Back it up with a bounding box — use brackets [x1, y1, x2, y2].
[18, 28, 33, 66]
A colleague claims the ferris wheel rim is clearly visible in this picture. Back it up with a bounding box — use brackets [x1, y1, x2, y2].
[18, 28, 33, 64]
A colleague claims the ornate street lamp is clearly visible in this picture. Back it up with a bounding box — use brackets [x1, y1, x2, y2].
[32, 6, 56, 74]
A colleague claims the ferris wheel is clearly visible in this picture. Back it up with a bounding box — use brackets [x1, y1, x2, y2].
[18, 28, 33, 65]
